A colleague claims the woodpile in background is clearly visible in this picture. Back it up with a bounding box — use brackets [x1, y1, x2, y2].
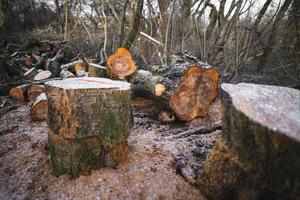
[5, 39, 219, 123]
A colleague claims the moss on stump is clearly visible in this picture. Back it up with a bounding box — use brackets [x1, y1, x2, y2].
[197, 83, 300, 200]
[45, 77, 133, 178]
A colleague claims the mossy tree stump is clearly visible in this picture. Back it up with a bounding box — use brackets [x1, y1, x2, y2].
[45, 77, 133, 178]
[197, 83, 300, 200]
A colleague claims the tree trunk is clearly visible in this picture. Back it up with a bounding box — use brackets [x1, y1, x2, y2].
[0, 0, 8, 29]
[197, 83, 300, 199]
[123, 0, 144, 49]
[45, 77, 133, 177]
[130, 52, 219, 121]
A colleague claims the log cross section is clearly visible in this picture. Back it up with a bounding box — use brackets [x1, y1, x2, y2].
[45, 77, 133, 177]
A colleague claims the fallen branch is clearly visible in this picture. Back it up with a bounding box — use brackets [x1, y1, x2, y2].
[140, 31, 164, 47]
[168, 121, 222, 139]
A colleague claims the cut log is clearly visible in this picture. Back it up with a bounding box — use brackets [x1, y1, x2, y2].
[131, 65, 219, 121]
[197, 83, 300, 200]
[30, 93, 47, 121]
[88, 63, 106, 77]
[107, 48, 137, 79]
[45, 77, 133, 177]
[23, 67, 38, 80]
[27, 84, 45, 102]
[60, 69, 76, 79]
[74, 60, 86, 71]
[169, 67, 219, 121]
[34, 70, 52, 81]
[61, 60, 82, 71]
[9, 84, 31, 102]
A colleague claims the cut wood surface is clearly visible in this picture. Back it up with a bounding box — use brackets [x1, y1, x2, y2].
[27, 84, 45, 102]
[34, 70, 52, 81]
[45, 77, 133, 177]
[169, 67, 219, 121]
[30, 93, 47, 121]
[197, 83, 300, 200]
[107, 48, 137, 79]
[130, 52, 219, 121]
[9, 84, 31, 102]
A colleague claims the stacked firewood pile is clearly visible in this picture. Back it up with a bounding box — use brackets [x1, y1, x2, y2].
[6, 39, 219, 123]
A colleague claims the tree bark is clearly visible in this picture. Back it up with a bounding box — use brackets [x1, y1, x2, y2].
[197, 83, 300, 199]
[0, 0, 8, 29]
[123, 0, 144, 49]
[45, 77, 133, 177]
[130, 52, 219, 121]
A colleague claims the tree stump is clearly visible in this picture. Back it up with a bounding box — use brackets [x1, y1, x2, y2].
[45, 77, 133, 177]
[197, 83, 300, 200]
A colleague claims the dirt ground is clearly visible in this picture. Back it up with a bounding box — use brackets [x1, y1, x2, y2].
[0, 97, 221, 200]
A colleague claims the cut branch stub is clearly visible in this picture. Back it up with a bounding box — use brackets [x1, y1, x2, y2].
[45, 77, 133, 177]
[169, 66, 219, 121]
[107, 48, 137, 79]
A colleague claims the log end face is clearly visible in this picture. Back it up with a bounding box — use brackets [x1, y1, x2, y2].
[154, 83, 166, 96]
[45, 77, 131, 91]
[221, 83, 300, 142]
[169, 66, 219, 121]
[107, 48, 137, 79]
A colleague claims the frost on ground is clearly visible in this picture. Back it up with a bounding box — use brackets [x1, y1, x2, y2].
[0, 98, 221, 200]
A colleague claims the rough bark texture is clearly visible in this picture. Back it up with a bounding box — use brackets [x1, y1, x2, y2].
[197, 83, 300, 200]
[45, 77, 133, 177]
[30, 93, 47, 121]
[131, 52, 218, 121]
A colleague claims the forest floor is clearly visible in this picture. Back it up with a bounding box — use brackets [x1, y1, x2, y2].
[0, 97, 221, 200]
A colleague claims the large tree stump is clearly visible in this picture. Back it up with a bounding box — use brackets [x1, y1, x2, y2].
[45, 77, 133, 177]
[196, 83, 300, 200]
